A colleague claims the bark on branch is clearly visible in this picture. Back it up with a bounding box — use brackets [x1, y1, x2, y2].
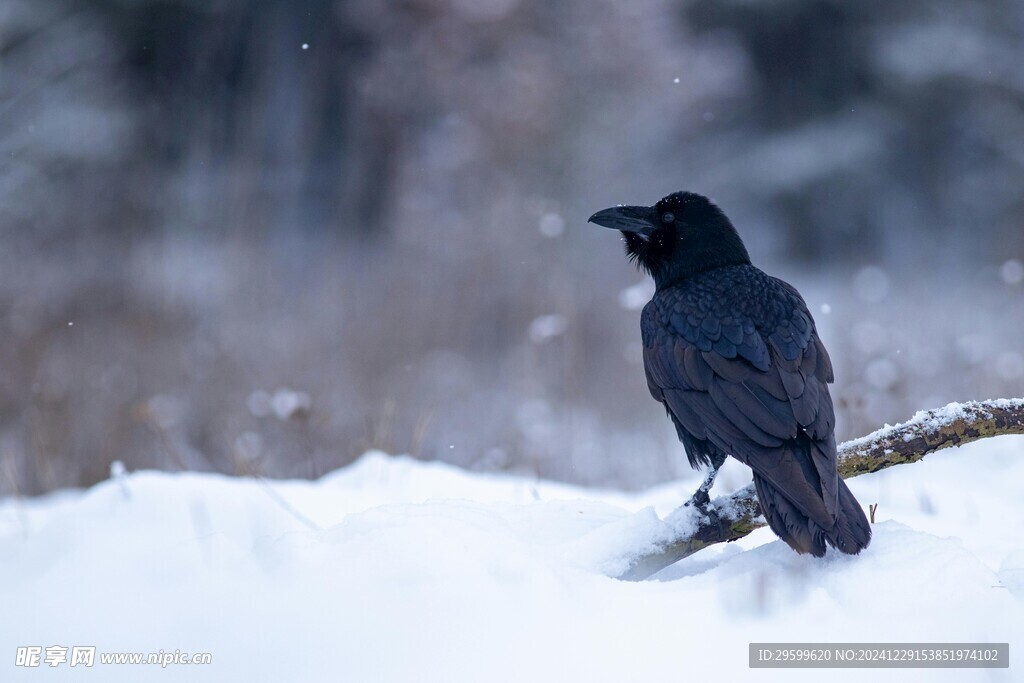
[617, 398, 1024, 581]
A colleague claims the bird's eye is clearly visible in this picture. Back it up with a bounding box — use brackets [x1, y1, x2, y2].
[661, 212, 675, 224]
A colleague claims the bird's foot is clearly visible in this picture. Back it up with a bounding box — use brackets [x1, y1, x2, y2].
[684, 487, 728, 539]
[686, 487, 711, 511]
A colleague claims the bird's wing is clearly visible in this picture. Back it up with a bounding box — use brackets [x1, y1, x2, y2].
[642, 277, 838, 525]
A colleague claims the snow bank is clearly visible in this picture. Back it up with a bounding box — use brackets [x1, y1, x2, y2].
[2, 438, 1022, 681]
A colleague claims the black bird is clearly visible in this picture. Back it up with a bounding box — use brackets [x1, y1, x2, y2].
[589, 191, 871, 556]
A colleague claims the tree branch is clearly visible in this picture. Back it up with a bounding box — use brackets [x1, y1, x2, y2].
[616, 398, 1024, 581]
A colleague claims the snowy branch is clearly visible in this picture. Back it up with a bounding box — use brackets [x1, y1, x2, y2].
[617, 398, 1024, 581]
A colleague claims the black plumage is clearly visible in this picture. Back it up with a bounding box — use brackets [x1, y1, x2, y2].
[589, 191, 870, 557]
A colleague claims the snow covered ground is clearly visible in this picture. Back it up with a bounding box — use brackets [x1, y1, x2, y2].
[2, 436, 1022, 682]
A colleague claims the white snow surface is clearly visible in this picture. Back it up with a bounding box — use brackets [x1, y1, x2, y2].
[2, 437, 1023, 682]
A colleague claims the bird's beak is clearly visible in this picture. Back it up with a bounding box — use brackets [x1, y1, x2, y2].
[588, 205, 657, 240]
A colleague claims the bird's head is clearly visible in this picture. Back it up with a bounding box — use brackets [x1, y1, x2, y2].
[588, 191, 751, 287]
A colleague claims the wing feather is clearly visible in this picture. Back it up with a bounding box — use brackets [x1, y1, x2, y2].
[641, 270, 839, 527]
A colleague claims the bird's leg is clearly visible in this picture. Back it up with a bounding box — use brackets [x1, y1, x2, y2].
[687, 451, 726, 509]
[684, 453, 728, 536]
[691, 464, 719, 508]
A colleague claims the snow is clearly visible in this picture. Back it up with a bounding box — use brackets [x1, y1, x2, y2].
[853, 265, 890, 303]
[537, 212, 565, 238]
[618, 279, 655, 310]
[528, 313, 568, 343]
[1001, 259, 1024, 285]
[841, 398, 1024, 456]
[2, 437, 1022, 681]
[246, 388, 312, 420]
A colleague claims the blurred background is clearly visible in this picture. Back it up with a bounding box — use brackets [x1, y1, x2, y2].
[1, 0, 1022, 496]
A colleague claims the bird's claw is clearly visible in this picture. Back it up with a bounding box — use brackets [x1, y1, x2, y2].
[684, 487, 728, 539]
[687, 487, 711, 510]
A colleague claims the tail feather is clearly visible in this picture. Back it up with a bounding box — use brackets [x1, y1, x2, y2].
[754, 474, 826, 556]
[754, 473, 871, 556]
[828, 477, 872, 554]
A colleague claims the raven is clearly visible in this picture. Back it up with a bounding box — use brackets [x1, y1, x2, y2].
[589, 191, 870, 556]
